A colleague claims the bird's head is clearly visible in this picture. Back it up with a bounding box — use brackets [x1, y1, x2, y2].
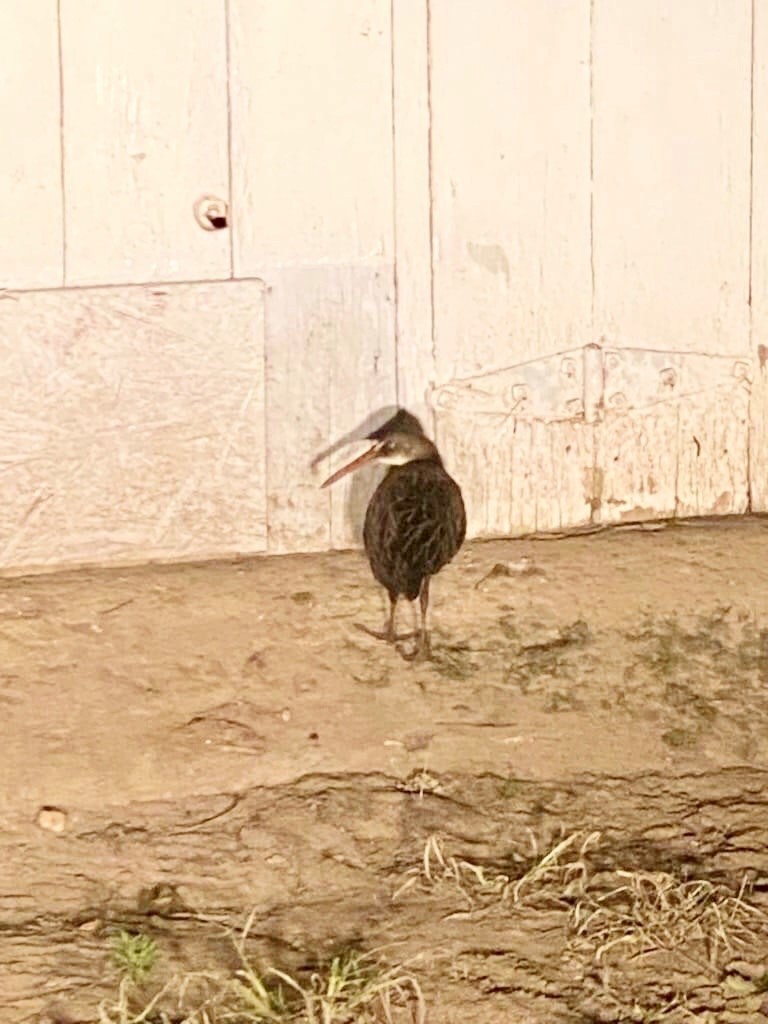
[320, 412, 439, 489]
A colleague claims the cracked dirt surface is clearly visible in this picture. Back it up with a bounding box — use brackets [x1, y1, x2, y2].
[3, 517, 768, 1022]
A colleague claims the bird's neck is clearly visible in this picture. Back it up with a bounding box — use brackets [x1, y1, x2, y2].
[386, 444, 444, 473]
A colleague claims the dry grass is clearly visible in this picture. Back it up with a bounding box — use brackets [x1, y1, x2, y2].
[392, 829, 600, 910]
[393, 830, 768, 1021]
[571, 870, 767, 969]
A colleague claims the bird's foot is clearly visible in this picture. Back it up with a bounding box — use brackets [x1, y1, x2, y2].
[354, 623, 417, 644]
[397, 633, 432, 662]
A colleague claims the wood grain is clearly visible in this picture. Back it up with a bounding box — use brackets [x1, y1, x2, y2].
[229, 0, 393, 271]
[592, 0, 752, 353]
[429, 0, 592, 380]
[60, 0, 230, 285]
[0, 1, 63, 288]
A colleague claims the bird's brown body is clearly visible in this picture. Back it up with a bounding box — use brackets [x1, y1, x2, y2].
[363, 456, 466, 603]
[321, 408, 465, 658]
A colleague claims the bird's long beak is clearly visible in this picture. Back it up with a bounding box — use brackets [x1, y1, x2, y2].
[320, 444, 379, 488]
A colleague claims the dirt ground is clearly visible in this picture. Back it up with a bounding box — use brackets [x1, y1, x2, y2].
[4, 517, 768, 1023]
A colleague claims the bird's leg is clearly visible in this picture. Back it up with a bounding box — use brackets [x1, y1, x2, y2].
[399, 578, 432, 661]
[355, 592, 417, 644]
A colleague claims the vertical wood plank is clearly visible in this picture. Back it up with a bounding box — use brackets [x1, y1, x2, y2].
[751, 1, 768, 510]
[265, 267, 395, 554]
[0, 1, 62, 289]
[429, 0, 592, 381]
[433, 412, 497, 538]
[229, 0, 396, 553]
[676, 385, 750, 518]
[328, 268, 397, 549]
[508, 421, 537, 536]
[593, 0, 752, 353]
[540, 421, 594, 533]
[483, 425, 514, 536]
[264, 269, 333, 554]
[392, 0, 435, 428]
[594, 407, 679, 524]
[229, 0, 393, 271]
[750, 354, 768, 512]
[60, 0, 230, 286]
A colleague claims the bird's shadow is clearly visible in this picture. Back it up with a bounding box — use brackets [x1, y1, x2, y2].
[310, 404, 400, 546]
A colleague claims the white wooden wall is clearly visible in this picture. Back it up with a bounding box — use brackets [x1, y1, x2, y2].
[0, 0, 766, 571]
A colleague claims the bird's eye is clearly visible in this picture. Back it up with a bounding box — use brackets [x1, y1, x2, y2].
[381, 440, 396, 455]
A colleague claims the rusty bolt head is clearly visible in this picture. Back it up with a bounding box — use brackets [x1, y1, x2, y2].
[194, 194, 229, 231]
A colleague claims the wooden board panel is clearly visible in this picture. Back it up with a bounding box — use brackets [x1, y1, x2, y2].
[434, 412, 593, 539]
[751, 3, 768, 509]
[507, 421, 537, 536]
[592, 0, 751, 353]
[60, 0, 230, 286]
[0, 281, 265, 570]
[329, 269, 397, 549]
[594, 406, 679, 524]
[0, 1, 63, 289]
[434, 414, 510, 538]
[429, 0, 591, 380]
[750, 352, 768, 512]
[266, 267, 395, 554]
[229, 0, 393, 271]
[676, 385, 750, 518]
[540, 420, 594, 533]
[392, 0, 435, 429]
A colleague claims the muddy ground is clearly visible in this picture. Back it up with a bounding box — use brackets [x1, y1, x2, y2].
[3, 518, 768, 1023]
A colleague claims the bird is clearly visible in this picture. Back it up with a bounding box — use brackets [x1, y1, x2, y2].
[320, 408, 466, 660]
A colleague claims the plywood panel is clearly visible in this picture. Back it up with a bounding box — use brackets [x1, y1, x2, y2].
[266, 267, 395, 554]
[230, 0, 393, 271]
[0, 281, 265, 570]
[592, 0, 751, 353]
[392, 0, 435, 428]
[429, 0, 591, 380]
[0, 1, 62, 289]
[60, 0, 230, 286]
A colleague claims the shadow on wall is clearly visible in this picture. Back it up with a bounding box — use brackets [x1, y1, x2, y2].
[311, 404, 401, 547]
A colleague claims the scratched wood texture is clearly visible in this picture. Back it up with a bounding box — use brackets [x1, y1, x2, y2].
[0, 0, 766, 567]
[59, 0, 230, 286]
[429, 0, 592, 382]
[592, 0, 752, 354]
[391, 0, 435, 433]
[0, 0, 62, 289]
[751, 3, 768, 513]
[0, 282, 265, 571]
